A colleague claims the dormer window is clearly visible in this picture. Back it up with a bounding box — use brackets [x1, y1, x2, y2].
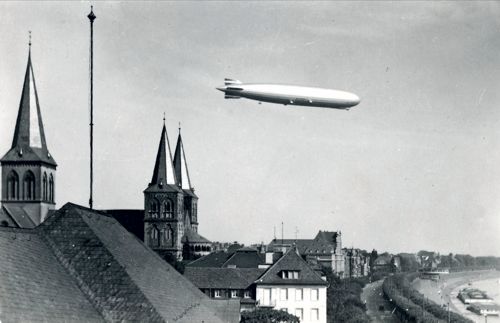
[281, 270, 300, 279]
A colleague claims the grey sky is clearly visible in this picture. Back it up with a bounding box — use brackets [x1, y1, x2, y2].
[1, 2, 499, 256]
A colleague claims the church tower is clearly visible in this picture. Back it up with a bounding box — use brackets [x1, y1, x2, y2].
[0, 46, 57, 228]
[144, 121, 184, 260]
[173, 128, 198, 233]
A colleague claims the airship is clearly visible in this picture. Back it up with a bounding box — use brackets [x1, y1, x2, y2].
[216, 79, 360, 110]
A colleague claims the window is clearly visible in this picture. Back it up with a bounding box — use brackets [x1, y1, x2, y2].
[294, 308, 303, 320]
[280, 288, 288, 301]
[214, 290, 221, 298]
[231, 290, 238, 298]
[149, 226, 160, 247]
[149, 199, 159, 218]
[23, 171, 35, 200]
[49, 174, 54, 202]
[6, 171, 19, 200]
[163, 199, 173, 218]
[311, 308, 319, 321]
[280, 308, 288, 313]
[244, 290, 250, 298]
[311, 288, 319, 301]
[42, 172, 47, 201]
[281, 270, 299, 279]
[295, 288, 303, 301]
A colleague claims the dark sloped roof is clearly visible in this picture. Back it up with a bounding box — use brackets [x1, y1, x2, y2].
[315, 231, 339, 246]
[187, 251, 233, 268]
[173, 133, 193, 190]
[38, 203, 237, 323]
[0, 227, 103, 322]
[268, 238, 334, 255]
[182, 229, 211, 243]
[222, 248, 265, 268]
[255, 248, 328, 286]
[2, 205, 36, 228]
[184, 267, 265, 289]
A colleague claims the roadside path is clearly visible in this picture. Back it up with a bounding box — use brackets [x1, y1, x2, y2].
[361, 279, 400, 323]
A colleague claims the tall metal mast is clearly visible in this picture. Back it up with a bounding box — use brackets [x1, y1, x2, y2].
[88, 6, 96, 209]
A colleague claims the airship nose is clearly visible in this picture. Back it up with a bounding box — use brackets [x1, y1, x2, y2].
[350, 93, 361, 106]
[216, 86, 226, 92]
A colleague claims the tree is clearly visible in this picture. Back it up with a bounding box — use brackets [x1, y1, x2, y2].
[240, 309, 299, 323]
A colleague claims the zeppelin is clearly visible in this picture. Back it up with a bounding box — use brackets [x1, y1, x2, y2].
[216, 79, 360, 110]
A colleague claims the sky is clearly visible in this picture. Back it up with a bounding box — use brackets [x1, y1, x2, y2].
[1, 2, 499, 256]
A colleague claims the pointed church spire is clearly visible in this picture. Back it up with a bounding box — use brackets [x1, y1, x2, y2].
[150, 121, 177, 187]
[173, 126, 192, 190]
[2, 40, 56, 166]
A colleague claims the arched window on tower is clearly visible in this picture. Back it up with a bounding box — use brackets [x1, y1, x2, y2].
[42, 172, 48, 201]
[163, 199, 173, 218]
[149, 199, 159, 218]
[7, 171, 19, 200]
[49, 174, 54, 203]
[150, 226, 160, 247]
[23, 171, 35, 200]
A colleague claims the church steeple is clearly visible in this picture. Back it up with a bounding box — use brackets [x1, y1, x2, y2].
[150, 122, 177, 187]
[0, 42, 57, 228]
[2, 46, 56, 166]
[173, 128, 192, 190]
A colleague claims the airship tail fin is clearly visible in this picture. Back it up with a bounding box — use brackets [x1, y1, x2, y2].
[224, 78, 242, 85]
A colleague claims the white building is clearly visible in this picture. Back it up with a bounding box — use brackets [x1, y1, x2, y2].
[255, 248, 328, 323]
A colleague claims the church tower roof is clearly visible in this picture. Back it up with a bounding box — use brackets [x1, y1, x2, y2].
[147, 122, 179, 192]
[1, 47, 56, 166]
[173, 128, 193, 191]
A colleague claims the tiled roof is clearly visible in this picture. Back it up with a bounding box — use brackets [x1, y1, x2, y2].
[182, 229, 211, 243]
[187, 251, 233, 268]
[31, 202, 237, 322]
[2, 205, 36, 228]
[0, 227, 103, 322]
[255, 248, 328, 286]
[184, 267, 265, 289]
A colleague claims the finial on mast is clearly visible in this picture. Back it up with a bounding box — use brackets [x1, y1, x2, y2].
[163, 112, 166, 124]
[28, 31, 32, 48]
[178, 122, 181, 134]
[88, 5, 96, 22]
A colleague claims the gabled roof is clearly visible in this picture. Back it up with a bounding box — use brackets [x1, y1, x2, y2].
[187, 251, 233, 268]
[255, 248, 328, 286]
[103, 209, 144, 240]
[222, 248, 265, 268]
[1, 50, 56, 166]
[147, 124, 178, 192]
[173, 132, 193, 191]
[0, 227, 103, 322]
[184, 267, 265, 289]
[35, 203, 237, 322]
[315, 230, 339, 246]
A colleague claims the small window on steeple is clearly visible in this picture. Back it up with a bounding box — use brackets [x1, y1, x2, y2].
[162, 199, 173, 218]
[149, 199, 159, 218]
[49, 174, 54, 203]
[42, 172, 48, 201]
[7, 171, 19, 200]
[23, 171, 35, 200]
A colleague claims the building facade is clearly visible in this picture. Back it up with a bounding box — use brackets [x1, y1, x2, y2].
[0, 48, 56, 228]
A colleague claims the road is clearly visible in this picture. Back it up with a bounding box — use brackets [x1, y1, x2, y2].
[361, 279, 400, 323]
